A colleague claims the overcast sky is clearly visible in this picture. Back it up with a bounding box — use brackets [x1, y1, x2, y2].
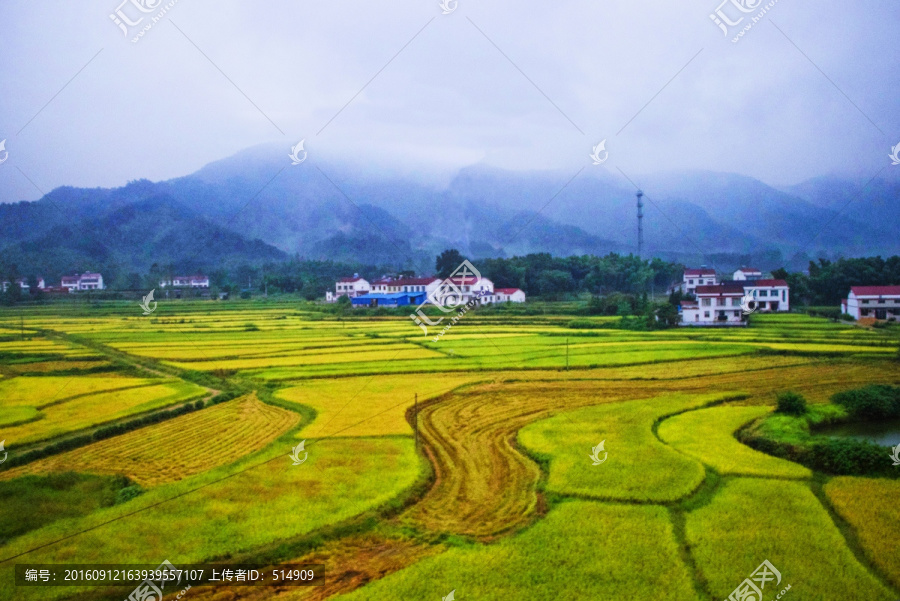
[0, 0, 898, 203]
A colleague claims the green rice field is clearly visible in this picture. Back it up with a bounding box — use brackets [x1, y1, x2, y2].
[0, 300, 897, 600]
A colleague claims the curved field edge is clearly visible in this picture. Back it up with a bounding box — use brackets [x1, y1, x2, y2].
[331, 501, 697, 601]
[0, 437, 421, 601]
[825, 477, 900, 589]
[686, 477, 895, 601]
[657, 405, 812, 479]
[516, 392, 734, 503]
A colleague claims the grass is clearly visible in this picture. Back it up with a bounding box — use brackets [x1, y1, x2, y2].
[335, 501, 697, 601]
[657, 405, 812, 478]
[518, 393, 718, 502]
[825, 477, 900, 589]
[0, 472, 130, 546]
[686, 477, 895, 600]
[0, 395, 300, 487]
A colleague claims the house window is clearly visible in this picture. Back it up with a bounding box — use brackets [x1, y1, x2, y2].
[878, 299, 885, 304]
[759, 290, 768, 297]
[734, 311, 740, 317]
[702, 298, 711, 307]
[731, 298, 741, 306]
[861, 309, 870, 316]
[689, 279, 694, 284]
[862, 300, 869, 304]
[703, 311, 710, 318]
[716, 298, 725, 306]
[782, 290, 786, 300]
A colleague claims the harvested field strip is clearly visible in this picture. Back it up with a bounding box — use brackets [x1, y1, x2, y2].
[657, 405, 812, 478]
[825, 477, 900, 589]
[686, 478, 894, 600]
[0, 395, 300, 487]
[0, 438, 419, 601]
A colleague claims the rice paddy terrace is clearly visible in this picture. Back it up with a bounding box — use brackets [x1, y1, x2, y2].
[0, 300, 898, 600]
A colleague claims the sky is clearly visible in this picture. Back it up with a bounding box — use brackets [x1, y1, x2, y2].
[0, 0, 898, 203]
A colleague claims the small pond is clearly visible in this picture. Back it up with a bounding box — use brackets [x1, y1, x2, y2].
[816, 419, 900, 447]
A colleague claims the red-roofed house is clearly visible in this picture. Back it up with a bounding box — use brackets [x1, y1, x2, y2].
[495, 288, 526, 303]
[682, 268, 717, 295]
[742, 279, 790, 312]
[733, 267, 763, 281]
[327, 274, 371, 302]
[842, 286, 900, 321]
[681, 284, 746, 325]
[370, 276, 439, 295]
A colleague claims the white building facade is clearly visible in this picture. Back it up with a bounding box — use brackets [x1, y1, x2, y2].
[842, 286, 900, 321]
[682, 268, 717, 295]
[61, 273, 104, 291]
[733, 267, 763, 281]
[495, 288, 526, 303]
[743, 279, 789, 312]
[681, 284, 746, 325]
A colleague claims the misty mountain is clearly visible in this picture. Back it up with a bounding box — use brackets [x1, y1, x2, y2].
[0, 143, 896, 284]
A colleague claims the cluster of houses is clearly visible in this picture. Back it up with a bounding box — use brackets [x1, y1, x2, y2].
[1, 273, 104, 294]
[159, 274, 210, 288]
[327, 274, 526, 307]
[676, 267, 790, 326]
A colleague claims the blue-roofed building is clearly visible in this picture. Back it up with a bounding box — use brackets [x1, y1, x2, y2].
[351, 291, 427, 307]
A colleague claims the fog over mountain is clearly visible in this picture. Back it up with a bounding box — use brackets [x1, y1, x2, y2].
[1, 142, 897, 281]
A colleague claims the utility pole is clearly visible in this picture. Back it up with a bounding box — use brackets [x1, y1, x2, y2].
[414, 393, 419, 449]
[636, 190, 644, 259]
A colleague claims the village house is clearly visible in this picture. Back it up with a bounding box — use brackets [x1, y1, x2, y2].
[326, 274, 371, 302]
[333, 273, 524, 307]
[841, 286, 900, 322]
[681, 268, 717, 295]
[61, 272, 104, 291]
[732, 267, 763, 281]
[1, 277, 45, 292]
[159, 274, 210, 288]
[495, 288, 526, 303]
[742, 279, 790, 312]
[681, 284, 746, 326]
[679, 278, 790, 326]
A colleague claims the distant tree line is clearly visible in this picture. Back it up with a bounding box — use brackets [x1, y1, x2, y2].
[472, 252, 683, 299]
[773, 255, 900, 306]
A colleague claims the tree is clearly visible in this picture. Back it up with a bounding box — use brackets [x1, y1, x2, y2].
[436, 249, 465, 279]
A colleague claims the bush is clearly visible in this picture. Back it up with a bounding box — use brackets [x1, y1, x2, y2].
[776, 391, 807, 416]
[808, 439, 887, 475]
[114, 484, 145, 505]
[832, 385, 900, 420]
